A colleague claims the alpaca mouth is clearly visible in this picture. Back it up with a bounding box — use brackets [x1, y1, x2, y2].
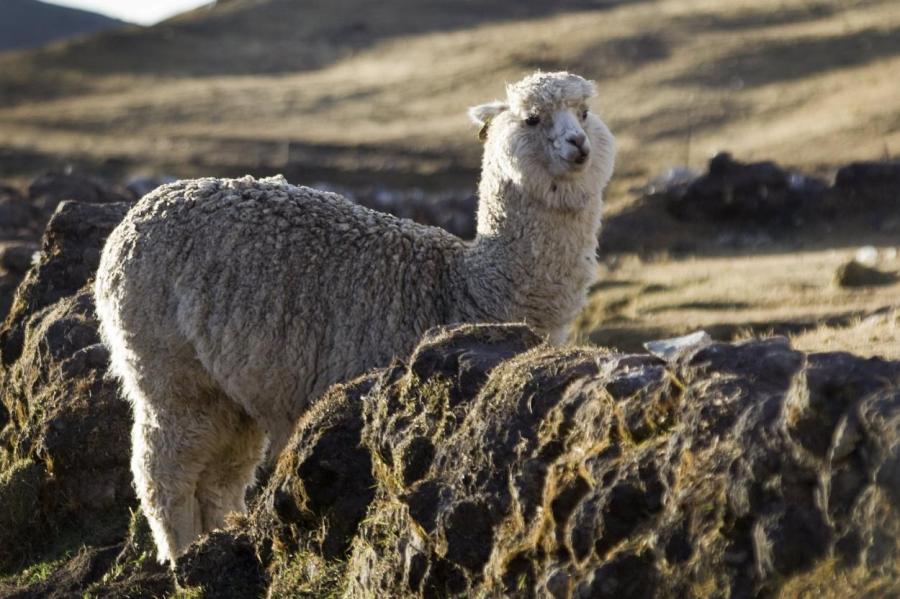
[566, 153, 590, 170]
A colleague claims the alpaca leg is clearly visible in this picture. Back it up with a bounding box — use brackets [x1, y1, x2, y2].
[132, 408, 199, 564]
[195, 409, 267, 533]
[131, 394, 234, 564]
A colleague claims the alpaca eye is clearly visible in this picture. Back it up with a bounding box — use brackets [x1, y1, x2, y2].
[581, 109, 589, 120]
[524, 115, 540, 126]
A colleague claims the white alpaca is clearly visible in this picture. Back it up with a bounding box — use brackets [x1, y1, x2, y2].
[93, 71, 615, 564]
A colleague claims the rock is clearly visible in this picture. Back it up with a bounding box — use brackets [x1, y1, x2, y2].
[139, 323, 899, 598]
[0, 185, 39, 237]
[664, 152, 825, 227]
[0, 243, 39, 276]
[829, 161, 900, 227]
[0, 183, 23, 203]
[834, 161, 900, 194]
[0, 200, 134, 574]
[627, 155, 896, 250]
[79, 508, 174, 599]
[331, 324, 897, 597]
[0, 273, 19, 324]
[643, 330, 712, 362]
[1, 200, 132, 367]
[2, 312, 898, 597]
[0, 459, 45, 569]
[2, 545, 121, 599]
[259, 376, 378, 560]
[27, 172, 131, 215]
[0, 243, 39, 323]
[174, 531, 268, 599]
[835, 259, 897, 288]
[854, 245, 879, 266]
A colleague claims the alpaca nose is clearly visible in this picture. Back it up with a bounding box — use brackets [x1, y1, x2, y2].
[567, 132, 587, 150]
[567, 133, 590, 162]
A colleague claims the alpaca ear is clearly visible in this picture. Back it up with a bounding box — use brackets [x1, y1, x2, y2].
[468, 101, 508, 142]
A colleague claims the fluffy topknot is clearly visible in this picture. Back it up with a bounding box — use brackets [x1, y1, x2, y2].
[505, 71, 597, 115]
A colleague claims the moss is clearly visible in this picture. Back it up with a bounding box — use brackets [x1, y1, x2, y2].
[0, 458, 47, 573]
[91, 508, 157, 586]
[171, 585, 205, 598]
[0, 554, 69, 588]
[267, 551, 346, 598]
[80, 508, 174, 598]
[776, 557, 900, 598]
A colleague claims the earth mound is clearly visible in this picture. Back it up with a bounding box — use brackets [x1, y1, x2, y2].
[171, 323, 899, 597]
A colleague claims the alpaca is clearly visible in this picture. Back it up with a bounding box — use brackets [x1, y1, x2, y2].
[93, 71, 615, 563]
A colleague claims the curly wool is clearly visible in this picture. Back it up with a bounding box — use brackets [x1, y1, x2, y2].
[505, 70, 597, 117]
[94, 71, 616, 564]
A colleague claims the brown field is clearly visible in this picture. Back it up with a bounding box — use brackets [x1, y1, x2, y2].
[577, 248, 900, 358]
[1, 0, 898, 355]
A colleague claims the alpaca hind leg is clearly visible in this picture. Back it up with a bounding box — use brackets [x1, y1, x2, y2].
[195, 407, 267, 533]
[131, 392, 235, 564]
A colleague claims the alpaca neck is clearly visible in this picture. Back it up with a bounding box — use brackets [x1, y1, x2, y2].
[462, 173, 603, 343]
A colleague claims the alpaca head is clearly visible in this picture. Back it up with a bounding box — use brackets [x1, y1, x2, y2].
[469, 71, 616, 211]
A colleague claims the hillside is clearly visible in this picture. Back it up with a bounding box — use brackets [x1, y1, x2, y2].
[0, 0, 128, 53]
[0, 0, 898, 359]
[0, 0, 897, 190]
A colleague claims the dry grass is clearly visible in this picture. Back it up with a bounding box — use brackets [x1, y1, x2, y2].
[576, 247, 900, 356]
[790, 308, 899, 359]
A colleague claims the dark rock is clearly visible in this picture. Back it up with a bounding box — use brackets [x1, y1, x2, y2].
[834, 161, 900, 194]
[3, 313, 896, 597]
[0, 187, 39, 237]
[834, 259, 897, 287]
[0, 184, 23, 204]
[665, 152, 825, 226]
[82, 509, 174, 599]
[0, 200, 131, 367]
[60, 342, 110, 378]
[257, 375, 378, 559]
[0, 200, 134, 575]
[632, 166, 699, 198]
[0, 273, 19, 324]
[0, 243, 38, 276]
[644, 156, 899, 237]
[0, 459, 45, 571]
[27, 172, 131, 215]
[174, 531, 267, 599]
[0, 243, 39, 324]
[825, 163, 900, 231]
[323, 324, 899, 598]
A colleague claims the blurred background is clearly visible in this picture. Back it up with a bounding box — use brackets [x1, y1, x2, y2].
[1, 0, 898, 356]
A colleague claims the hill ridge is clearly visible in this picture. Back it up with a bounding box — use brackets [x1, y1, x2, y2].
[0, 0, 129, 53]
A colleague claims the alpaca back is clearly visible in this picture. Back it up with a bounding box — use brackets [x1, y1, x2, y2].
[95, 176, 467, 424]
